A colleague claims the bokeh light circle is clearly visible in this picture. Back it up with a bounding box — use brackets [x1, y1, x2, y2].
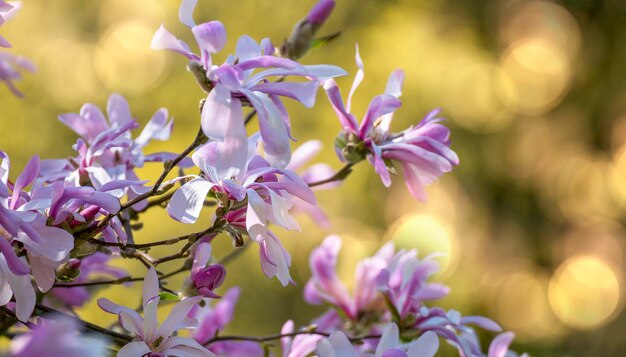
[549, 255, 622, 330]
[384, 213, 456, 277]
[94, 19, 165, 93]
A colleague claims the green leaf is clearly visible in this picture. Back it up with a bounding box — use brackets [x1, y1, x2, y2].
[158, 291, 180, 301]
[310, 32, 341, 50]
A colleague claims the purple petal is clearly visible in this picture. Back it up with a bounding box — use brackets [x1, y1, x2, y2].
[179, 0, 198, 27]
[385, 69, 404, 98]
[461, 316, 502, 332]
[192, 21, 227, 54]
[235, 35, 261, 63]
[157, 296, 202, 339]
[358, 94, 402, 137]
[487, 332, 515, 357]
[134, 108, 173, 148]
[0, 237, 29, 275]
[407, 331, 439, 357]
[167, 178, 215, 224]
[252, 81, 319, 108]
[143, 267, 159, 305]
[151, 24, 196, 60]
[241, 90, 291, 168]
[323, 79, 358, 131]
[287, 140, 322, 171]
[107, 93, 132, 127]
[346, 44, 365, 112]
[201, 84, 238, 141]
[10, 155, 39, 209]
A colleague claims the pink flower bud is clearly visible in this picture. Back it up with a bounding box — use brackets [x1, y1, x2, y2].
[307, 0, 335, 26]
[191, 264, 226, 298]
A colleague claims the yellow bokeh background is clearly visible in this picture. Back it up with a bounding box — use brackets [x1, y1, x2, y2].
[2, 0, 626, 354]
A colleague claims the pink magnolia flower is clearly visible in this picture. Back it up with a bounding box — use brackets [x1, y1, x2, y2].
[315, 323, 439, 357]
[0, 153, 77, 321]
[167, 136, 316, 286]
[304, 235, 394, 320]
[152, 0, 346, 168]
[39, 94, 182, 210]
[10, 315, 108, 357]
[0, 52, 35, 97]
[0, 2, 35, 97]
[98, 267, 216, 357]
[375, 249, 450, 319]
[324, 46, 459, 201]
[412, 307, 502, 357]
[190, 287, 263, 356]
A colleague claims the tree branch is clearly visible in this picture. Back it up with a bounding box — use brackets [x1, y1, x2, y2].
[205, 330, 381, 345]
[78, 128, 207, 235]
[307, 163, 355, 187]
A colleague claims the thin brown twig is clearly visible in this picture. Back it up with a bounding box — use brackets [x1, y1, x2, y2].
[205, 330, 381, 345]
[307, 163, 355, 187]
[32, 303, 133, 344]
[76, 128, 207, 236]
[53, 276, 144, 288]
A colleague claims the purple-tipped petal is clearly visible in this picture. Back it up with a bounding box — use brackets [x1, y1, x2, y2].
[323, 79, 358, 131]
[192, 21, 227, 54]
[151, 24, 196, 60]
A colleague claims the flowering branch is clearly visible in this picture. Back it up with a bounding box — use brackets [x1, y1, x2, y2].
[89, 225, 219, 250]
[87, 128, 208, 234]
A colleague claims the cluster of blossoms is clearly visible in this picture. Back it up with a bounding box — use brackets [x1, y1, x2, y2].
[0, 1, 34, 96]
[0, 0, 526, 356]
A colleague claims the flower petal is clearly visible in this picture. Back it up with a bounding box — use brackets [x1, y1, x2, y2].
[167, 178, 215, 224]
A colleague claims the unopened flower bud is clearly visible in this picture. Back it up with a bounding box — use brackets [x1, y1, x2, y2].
[282, 0, 336, 60]
[57, 259, 81, 282]
[191, 264, 226, 298]
[307, 0, 335, 26]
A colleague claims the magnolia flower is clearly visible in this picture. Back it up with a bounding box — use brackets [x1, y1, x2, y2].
[39, 93, 180, 209]
[190, 287, 263, 356]
[0, 52, 35, 97]
[376, 249, 450, 319]
[325, 46, 458, 201]
[412, 307, 502, 357]
[315, 323, 438, 357]
[98, 267, 216, 357]
[167, 136, 316, 285]
[0, 2, 35, 97]
[304, 235, 394, 320]
[152, 0, 346, 168]
[9, 315, 108, 357]
[0, 153, 76, 320]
